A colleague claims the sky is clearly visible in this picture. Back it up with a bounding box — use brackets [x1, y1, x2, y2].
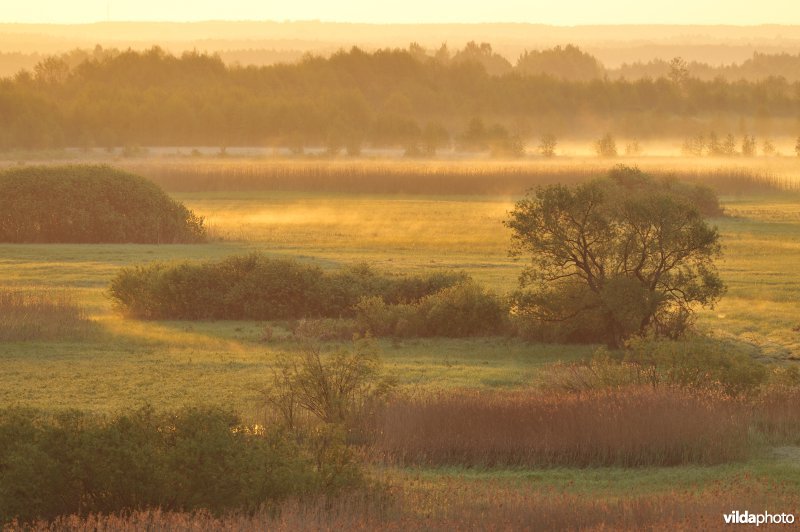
[1, 0, 800, 26]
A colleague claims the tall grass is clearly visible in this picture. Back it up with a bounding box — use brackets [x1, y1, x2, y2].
[12, 479, 799, 531]
[121, 159, 800, 195]
[0, 289, 94, 341]
[372, 387, 751, 467]
[753, 387, 800, 444]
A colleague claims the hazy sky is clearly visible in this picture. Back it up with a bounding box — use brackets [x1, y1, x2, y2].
[1, 0, 798, 25]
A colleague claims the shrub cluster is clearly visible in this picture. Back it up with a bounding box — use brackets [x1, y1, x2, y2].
[0, 165, 205, 243]
[540, 336, 767, 398]
[109, 255, 469, 322]
[266, 336, 397, 441]
[354, 282, 508, 337]
[0, 406, 361, 524]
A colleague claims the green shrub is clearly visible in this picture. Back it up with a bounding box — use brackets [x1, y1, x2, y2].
[417, 282, 508, 336]
[541, 336, 768, 397]
[0, 165, 205, 243]
[624, 335, 767, 397]
[0, 406, 361, 524]
[266, 336, 396, 435]
[109, 254, 467, 321]
[354, 281, 508, 337]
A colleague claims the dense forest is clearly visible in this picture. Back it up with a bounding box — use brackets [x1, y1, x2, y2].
[1, 44, 799, 151]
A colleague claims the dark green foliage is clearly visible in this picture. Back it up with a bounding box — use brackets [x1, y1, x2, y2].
[0, 165, 205, 243]
[354, 281, 508, 337]
[623, 335, 768, 397]
[108, 254, 467, 321]
[506, 166, 724, 347]
[542, 336, 767, 398]
[4, 46, 800, 150]
[607, 165, 724, 217]
[517, 45, 604, 81]
[0, 407, 361, 524]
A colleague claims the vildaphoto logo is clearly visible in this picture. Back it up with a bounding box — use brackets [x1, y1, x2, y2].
[723, 511, 795, 526]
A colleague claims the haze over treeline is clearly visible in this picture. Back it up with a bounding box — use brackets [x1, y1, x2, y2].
[2, 45, 799, 151]
[3, 21, 800, 75]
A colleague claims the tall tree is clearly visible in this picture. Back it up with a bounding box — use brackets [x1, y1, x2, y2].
[505, 166, 724, 347]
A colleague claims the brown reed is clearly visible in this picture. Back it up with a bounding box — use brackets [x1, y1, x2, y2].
[370, 386, 752, 467]
[118, 159, 800, 195]
[13, 478, 798, 531]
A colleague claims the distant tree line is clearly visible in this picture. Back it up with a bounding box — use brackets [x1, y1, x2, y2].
[1, 45, 800, 151]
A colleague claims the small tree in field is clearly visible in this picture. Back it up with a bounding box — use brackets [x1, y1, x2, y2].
[762, 138, 776, 156]
[625, 139, 642, 156]
[594, 133, 617, 157]
[538, 134, 557, 157]
[266, 334, 395, 430]
[741, 135, 756, 157]
[504, 166, 725, 347]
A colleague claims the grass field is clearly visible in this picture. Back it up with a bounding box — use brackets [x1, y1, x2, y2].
[1, 186, 799, 409]
[1, 158, 799, 527]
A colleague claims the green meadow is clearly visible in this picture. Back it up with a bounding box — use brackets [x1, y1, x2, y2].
[1, 185, 799, 411]
[2, 161, 799, 528]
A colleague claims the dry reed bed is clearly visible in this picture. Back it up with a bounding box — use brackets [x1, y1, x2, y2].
[13, 479, 798, 531]
[122, 159, 800, 195]
[752, 387, 800, 444]
[0, 289, 93, 341]
[371, 387, 752, 467]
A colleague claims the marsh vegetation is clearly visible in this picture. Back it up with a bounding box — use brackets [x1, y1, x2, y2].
[2, 29, 800, 528]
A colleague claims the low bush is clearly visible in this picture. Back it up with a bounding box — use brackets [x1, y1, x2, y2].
[266, 336, 396, 436]
[0, 289, 95, 341]
[372, 387, 750, 467]
[623, 335, 768, 397]
[108, 254, 468, 321]
[540, 336, 768, 398]
[0, 165, 205, 243]
[354, 281, 508, 337]
[0, 406, 362, 524]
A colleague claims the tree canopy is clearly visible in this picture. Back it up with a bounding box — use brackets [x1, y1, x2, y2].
[505, 166, 725, 347]
[1, 46, 799, 150]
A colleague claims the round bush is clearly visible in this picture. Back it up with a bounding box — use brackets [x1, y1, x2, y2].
[0, 165, 205, 243]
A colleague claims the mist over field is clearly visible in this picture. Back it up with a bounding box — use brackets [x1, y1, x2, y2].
[1, 6, 800, 530]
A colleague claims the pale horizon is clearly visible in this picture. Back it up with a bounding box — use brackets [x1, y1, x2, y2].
[2, 0, 800, 26]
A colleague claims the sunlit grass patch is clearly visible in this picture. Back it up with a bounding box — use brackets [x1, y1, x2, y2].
[0, 288, 95, 341]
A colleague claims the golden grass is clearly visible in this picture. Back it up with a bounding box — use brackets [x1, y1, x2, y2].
[0, 288, 94, 341]
[120, 157, 800, 194]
